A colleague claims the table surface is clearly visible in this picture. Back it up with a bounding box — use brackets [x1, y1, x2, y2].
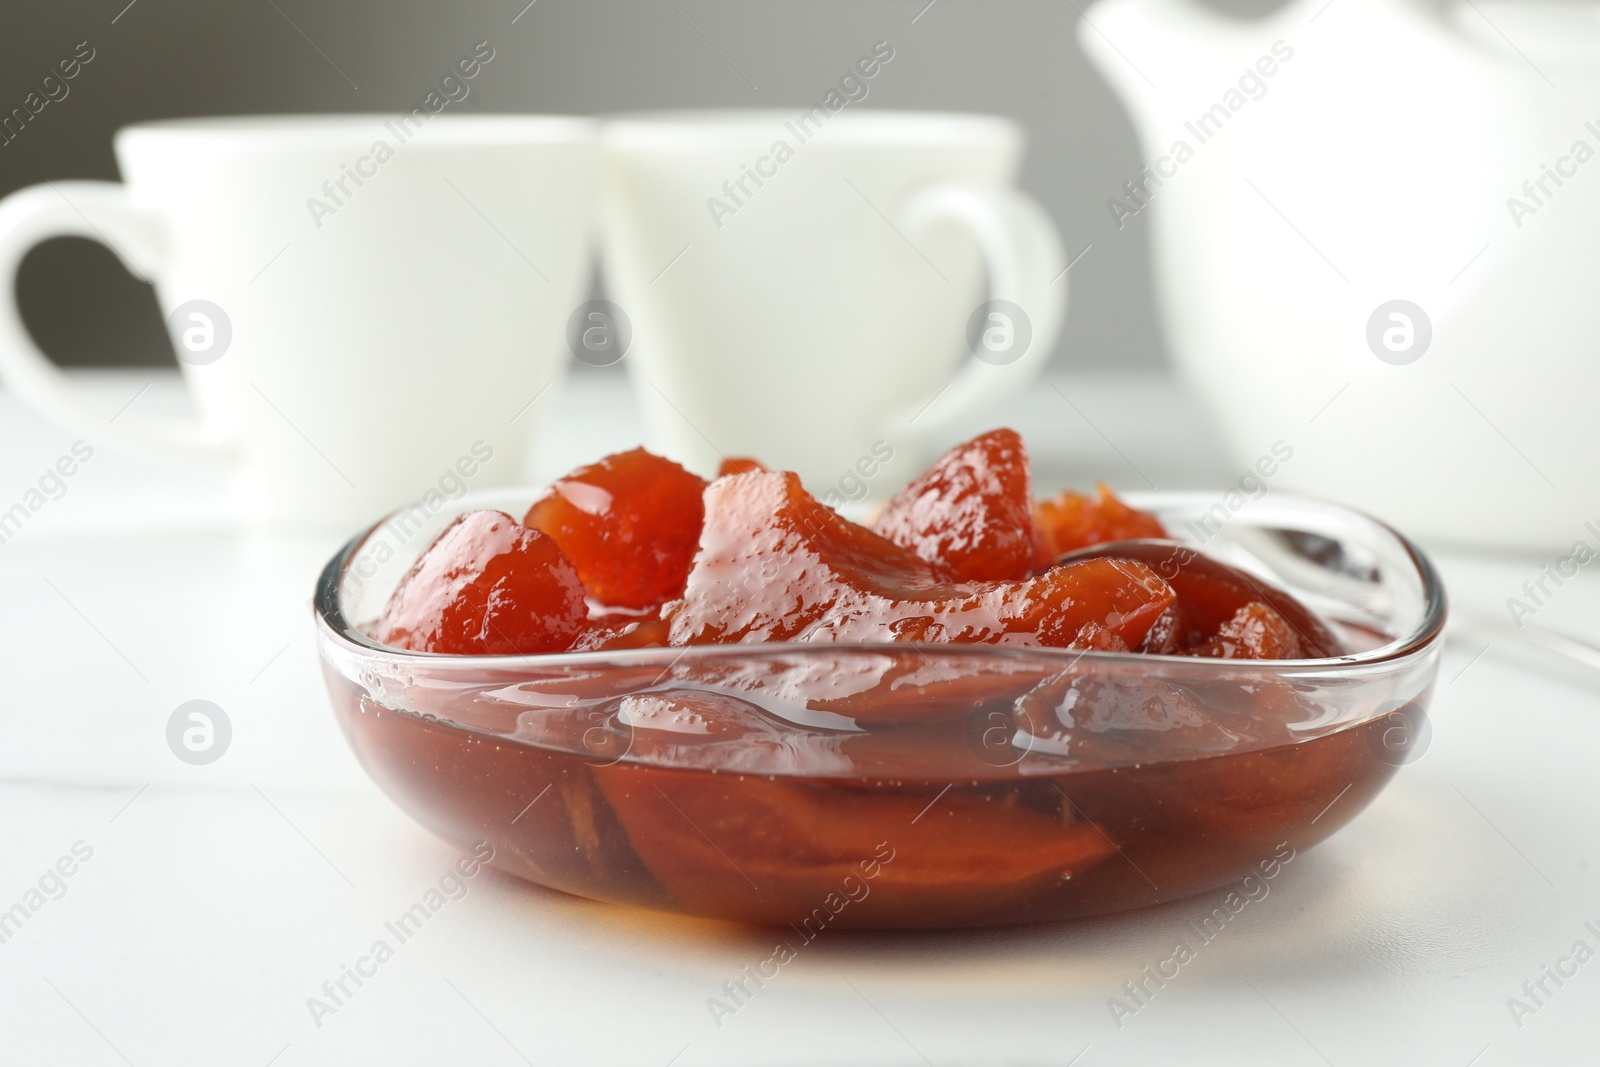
[2, 369, 1596, 1067]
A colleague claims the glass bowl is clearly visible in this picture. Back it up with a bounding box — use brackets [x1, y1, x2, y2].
[313, 490, 1445, 929]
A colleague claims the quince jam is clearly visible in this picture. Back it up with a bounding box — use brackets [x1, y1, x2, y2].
[353, 430, 1375, 928]
[378, 429, 1338, 661]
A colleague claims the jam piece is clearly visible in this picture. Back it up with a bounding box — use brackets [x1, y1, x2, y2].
[874, 429, 1048, 581]
[378, 510, 588, 655]
[1069, 621, 1131, 652]
[665, 471, 1175, 649]
[1035, 484, 1167, 559]
[1138, 604, 1188, 654]
[717, 457, 767, 476]
[523, 448, 708, 610]
[1072, 541, 1343, 658]
[1013, 669, 1257, 766]
[592, 762, 1119, 925]
[1184, 602, 1306, 660]
[674, 650, 1061, 729]
[1054, 681, 1371, 861]
[570, 615, 672, 653]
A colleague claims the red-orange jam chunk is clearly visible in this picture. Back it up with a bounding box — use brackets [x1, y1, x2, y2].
[377, 510, 588, 655]
[1069, 621, 1132, 653]
[1184, 601, 1306, 660]
[593, 764, 1119, 924]
[665, 470, 1176, 649]
[1075, 541, 1344, 658]
[1137, 605, 1187, 654]
[717, 456, 767, 477]
[874, 428, 1049, 581]
[1035, 483, 1167, 559]
[570, 614, 671, 653]
[523, 448, 708, 610]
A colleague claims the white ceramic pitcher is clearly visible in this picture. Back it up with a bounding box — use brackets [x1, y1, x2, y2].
[1081, 0, 1600, 550]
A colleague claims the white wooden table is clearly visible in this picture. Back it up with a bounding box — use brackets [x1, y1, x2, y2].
[1, 369, 1594, 1066]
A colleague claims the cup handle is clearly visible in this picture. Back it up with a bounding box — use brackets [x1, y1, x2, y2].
[0, 180, 237, 465]
[890, 182, 1067, 440]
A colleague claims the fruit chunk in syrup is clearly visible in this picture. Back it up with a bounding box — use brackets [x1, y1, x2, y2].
[1059, 540, 1344, 659]
[378, 430, 1340, 663]
[1036, 483, 1167, 558]
[874, 428, 1049, 581]
[523, 448, 707, 610]
[665, 470, 1175, 649]
[377, 510, 588, 655]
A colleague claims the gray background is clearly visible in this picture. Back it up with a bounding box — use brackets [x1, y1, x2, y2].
[1, 0, 1278, 370]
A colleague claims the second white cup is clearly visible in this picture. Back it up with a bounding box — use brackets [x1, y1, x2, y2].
[600, 109, 1067, 495]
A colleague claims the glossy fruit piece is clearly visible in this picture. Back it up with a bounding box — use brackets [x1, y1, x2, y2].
[1184, 602, 1305, 660]
[523, 448, 708, 610]
[570, 614, 671, 653]
[1059, 540, 1345, 658]
[1059, 715, 1395, 884]
[1036, 484, 1167, 558]
[1070, 621, 1131, 652]
[666, 471, 1175, 649]
[717, 457, 766, 476]
[1010, 655, 1341, 764]
[677, 649, 1063, 728]
[875, 428, 1049, 581]
[1138, 604, 1188, 654]
[591, 762, 1119, 927]
[378, 510, 588, 655]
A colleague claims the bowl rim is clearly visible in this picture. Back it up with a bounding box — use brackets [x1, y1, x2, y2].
[312, 489, 1448, 676]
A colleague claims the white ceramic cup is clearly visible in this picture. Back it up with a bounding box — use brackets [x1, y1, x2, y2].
[0, 114, 597, 530]
[600, 109, 1066, 493]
